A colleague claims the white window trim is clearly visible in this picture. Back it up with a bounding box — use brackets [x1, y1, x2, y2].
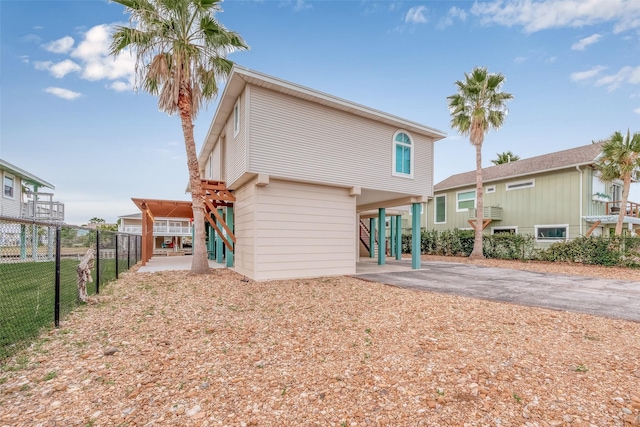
[391, 130, 414, 179]
[506, 179, 535, 191]
[3, 172, 15, 200]
[491, 226, 518, 235]
[486, 185, 496, 193]
[456, 189, 476, 212]
[434, 194, 446, 224]
[535, 224, 569, 241]
[233, 100, 240, 138]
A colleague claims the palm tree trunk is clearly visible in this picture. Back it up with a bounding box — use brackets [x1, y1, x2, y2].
[178, 86, 210, 274]
[470, 143, 484, 259]
[616, 174, 632, 235]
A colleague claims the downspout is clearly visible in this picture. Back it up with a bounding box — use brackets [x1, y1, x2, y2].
[576, 166, 583, 236]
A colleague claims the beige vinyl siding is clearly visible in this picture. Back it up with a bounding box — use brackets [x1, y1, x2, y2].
[254, 179, 355, 281]
[1, 173, 21, 217]
[247, 86, 434, 196]
[225, 91, 248, 186]
[232, 180, 256, 278]
[209, 142, 222, 181]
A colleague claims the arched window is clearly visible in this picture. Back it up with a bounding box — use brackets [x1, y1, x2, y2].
[393, 131, 413, 177]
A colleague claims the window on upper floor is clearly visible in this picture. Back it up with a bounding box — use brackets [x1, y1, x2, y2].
[486, 185, 496, 194]
[456, 190, 476, 212]
[3, 174, 14, 198]
[434, 195, 446, 224]
[392, 131, 413, 177]
[233, 100, 240, 137]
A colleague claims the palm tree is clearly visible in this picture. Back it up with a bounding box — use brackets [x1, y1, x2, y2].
[110, 0, 248, 273]
[594, 130, 640, 235]
[491, 151, 520, 165]
[447, 67, 513, 259]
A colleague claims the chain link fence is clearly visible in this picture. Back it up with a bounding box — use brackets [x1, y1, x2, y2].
[0, 218, 141, 360]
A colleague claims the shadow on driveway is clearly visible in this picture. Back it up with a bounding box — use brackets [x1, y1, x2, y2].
[354, 261, 640, 322]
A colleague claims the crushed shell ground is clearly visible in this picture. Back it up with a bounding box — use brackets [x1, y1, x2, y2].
[1, 256, 639, 427]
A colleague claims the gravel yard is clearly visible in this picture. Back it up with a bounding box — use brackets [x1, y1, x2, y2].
[1, 259, 639, 427]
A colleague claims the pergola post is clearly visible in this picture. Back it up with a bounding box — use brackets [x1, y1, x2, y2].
[411, 203, 421, 269]
[378, 208, 385, 265]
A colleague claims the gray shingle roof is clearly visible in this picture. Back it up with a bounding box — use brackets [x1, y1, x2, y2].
[434, 142, 604, 191]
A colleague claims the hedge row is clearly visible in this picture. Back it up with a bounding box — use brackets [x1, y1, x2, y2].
[401, 229, 640, 267]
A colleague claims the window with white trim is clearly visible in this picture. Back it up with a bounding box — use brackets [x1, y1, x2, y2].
[3, 173, 14, 198]
[486, 185, 496, 193]
[434, 195, 446, 224]
[535, 225, 568, 241]
[233, 101, 240, 137]
[456, 190, 476, 212]
[506, 179, 535, 191]
[392, 131, 413, 177]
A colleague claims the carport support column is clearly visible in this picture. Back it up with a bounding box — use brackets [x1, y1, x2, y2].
[411, 203, 421, 269]
[395, 215, 402, 261]
[225, 207, 234, 268]
[207, 222, 214, 260]
[389, 216, 395, 256]
[216, 208, 224, 264]
[378, 208, 385, 265]
[369, 218, 376, 259]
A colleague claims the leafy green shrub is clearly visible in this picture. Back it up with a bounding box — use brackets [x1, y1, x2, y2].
[537, 236, 640, 267]
[483, 234, 536, 260]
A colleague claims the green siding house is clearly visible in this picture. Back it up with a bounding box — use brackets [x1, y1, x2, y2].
[425, 142, 640, 246]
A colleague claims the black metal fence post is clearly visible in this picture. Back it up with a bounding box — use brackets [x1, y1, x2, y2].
[115, 233, 119, 279]
[95, 229, 100, 294]
[127, 234, 131, 270]
[54, 226, 61, 328]
[135, 235, 139, 263]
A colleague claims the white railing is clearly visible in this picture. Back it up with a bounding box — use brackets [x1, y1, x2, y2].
[121, 225, 192, 235]
[21, 201, 65, 221]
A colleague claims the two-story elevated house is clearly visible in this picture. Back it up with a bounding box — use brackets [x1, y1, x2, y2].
[427, 142, 640, 245]
[197, 66, 446, 280]
[1, 159, 64, 223]
[118, 212, 193, 253]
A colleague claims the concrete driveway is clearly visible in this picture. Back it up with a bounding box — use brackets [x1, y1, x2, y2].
[354, 261, 640, 322]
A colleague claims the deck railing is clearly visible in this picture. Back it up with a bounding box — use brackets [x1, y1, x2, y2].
[21, 200, 65, 221]
[121, 225, 192, 235]
[605, 200, 640, 217]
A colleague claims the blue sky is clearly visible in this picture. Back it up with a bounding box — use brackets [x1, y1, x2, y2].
[1, 0, 639, 226]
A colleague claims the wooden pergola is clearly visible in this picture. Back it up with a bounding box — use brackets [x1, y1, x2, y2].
[131, 198, 194, 266]
[132, 180, 236, 266]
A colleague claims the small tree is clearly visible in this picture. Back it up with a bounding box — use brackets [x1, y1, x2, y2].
[491, 151, 520, 165]
[594, 130, 640, 235]
[447, 67, 513, 259]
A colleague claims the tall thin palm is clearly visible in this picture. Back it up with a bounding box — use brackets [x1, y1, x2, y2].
[491, 151, 520, 165]
[595, 130, 640, 235]
[110, 0, 248, 273]
[447, 67, 513, 259]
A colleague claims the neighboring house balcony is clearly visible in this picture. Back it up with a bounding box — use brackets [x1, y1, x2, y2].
[121, 224, 192, 236]
[605, 200, 640, 217]
[21, 199, 65, 222]
[467, 206, 503, 231]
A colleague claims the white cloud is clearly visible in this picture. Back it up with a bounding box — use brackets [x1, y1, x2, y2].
[108, 80, 134, 92]
[71, 24, 135, 82]
[470, 0, 640, 33]
[571, 33, 602, 50]
[49, 59, 82, 78]
[437, 6, 467, 29]
[20, 55, 29, 64]
[570, 65, 607, 82]
[595, 65, 640, 91]
[22, 34, 41, 43]
[43, 36, 75, 54]
[33, 60, 52, 71]
[405, 6, 428, 24]
[44, 87, 82, 100]
[634, 107, 640, 114]
[293, 0, 312, 11]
